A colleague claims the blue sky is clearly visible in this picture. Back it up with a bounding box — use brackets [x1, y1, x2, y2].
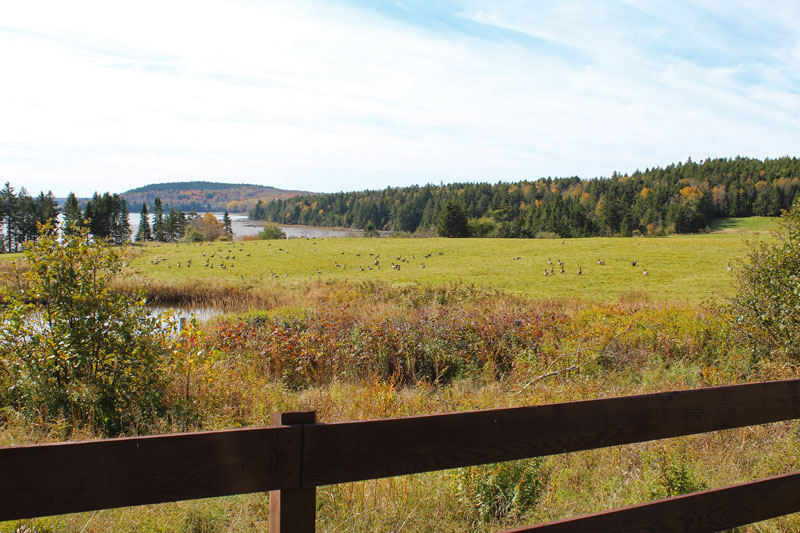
[1, 0, 799, 197]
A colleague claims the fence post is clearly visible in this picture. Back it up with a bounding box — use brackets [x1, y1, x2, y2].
[270, 410, 317, 533]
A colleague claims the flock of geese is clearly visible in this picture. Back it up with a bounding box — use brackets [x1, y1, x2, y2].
[329, 251, 443, 273]
[146, 240, 447, 279]
[541, 257, 649, 276]
[145, 239, 736, 280]
[150, 242, 249, 271]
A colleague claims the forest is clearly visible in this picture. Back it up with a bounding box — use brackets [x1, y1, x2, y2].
[250, 156, 800, 237]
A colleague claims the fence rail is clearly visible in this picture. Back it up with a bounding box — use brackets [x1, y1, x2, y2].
[2, 379, 800, 531]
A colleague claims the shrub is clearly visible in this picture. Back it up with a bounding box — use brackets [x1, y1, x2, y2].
[363, 220, 379, 237]
[728, 201, 800, 359]
[0, 224, 170, 435]
[650, 450, 708, 499]
[257, 224, 287, 240]
[467, 217, 498, 237]
[456, 458, 548, 523]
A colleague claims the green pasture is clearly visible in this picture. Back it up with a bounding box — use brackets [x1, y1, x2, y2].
[127, 223, 773, 303]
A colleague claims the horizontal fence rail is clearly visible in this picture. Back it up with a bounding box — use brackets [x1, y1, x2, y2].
[0, 425, 302, 521]
[301, 379, 800, 486]
[507, 471, 800, 532]
[2, 379, 800, 530]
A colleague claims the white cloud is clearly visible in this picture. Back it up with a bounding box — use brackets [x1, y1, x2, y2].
[0, 0, 799, 196]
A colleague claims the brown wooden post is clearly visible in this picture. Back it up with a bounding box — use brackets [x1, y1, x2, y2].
[270, 410, 317, 533]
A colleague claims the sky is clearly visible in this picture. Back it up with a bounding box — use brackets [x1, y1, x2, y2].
[1, 0, 799, 197]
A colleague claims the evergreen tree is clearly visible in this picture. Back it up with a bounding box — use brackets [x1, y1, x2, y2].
[136, 203, 153, 242]
[35, 192, 60, 230]
[15, 189, 39, 247]
[112, 198, 131, 245]
[164, 208, 186, 241]
[63, 192, 83, 234]
[84, 192, 130, 243]
[222, 211, 233, 238]
[438, 200, 470, 237]
[1, 183, 16, 252]
[153, 198, 166, 242]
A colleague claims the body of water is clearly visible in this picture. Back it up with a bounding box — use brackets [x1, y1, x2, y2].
[128, 213, 363, 240]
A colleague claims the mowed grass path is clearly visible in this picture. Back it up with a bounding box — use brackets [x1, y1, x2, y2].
[128, 218, 776, 303]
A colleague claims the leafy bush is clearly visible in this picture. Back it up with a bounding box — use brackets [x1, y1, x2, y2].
[257, 223, 287, 240]
[456, 458, 548, 523]
[0, 225, 169, 435]
[729, 201, 800, 359]
[363, 220, 379, 237]
[467, 217, 498, 237]
[650, 450, 708, 499]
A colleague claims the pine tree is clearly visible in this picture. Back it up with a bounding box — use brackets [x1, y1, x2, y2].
[63, 192, 83, 234]
[1, 182, 16, 252]
[136, 203, 153, 241]
[437, 200, 470, 238]
[112, 198, 131, 245]
[153, 198, 166, 242]
[222, 211, 233, 238]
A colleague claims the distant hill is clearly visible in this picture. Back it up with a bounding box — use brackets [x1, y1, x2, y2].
[122, 181, 311, 213]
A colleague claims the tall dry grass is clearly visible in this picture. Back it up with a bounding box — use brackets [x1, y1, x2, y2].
[4, 280, 800, 531]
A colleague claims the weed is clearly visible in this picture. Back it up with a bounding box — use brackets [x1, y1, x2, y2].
[456, 458, 549, 524]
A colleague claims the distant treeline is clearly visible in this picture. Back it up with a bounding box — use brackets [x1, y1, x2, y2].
[122, 181, 308, 214]
[0, 185, 131, 253]
[250, 157, 800, 237]
[0, 183, 60, 253]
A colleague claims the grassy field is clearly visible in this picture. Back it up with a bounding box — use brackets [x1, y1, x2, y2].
[126, 224, 773, 303]
[5, 216, 799, 532]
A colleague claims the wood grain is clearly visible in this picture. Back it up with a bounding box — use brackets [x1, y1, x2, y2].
[270, 411, 317, 533]
[302, 379, 800, 486]
[504, 470, 800, 532]
[0, 425, 301, 521]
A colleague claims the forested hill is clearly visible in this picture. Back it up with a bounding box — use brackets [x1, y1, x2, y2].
[122, 181, 310, 213]
[250, 157, 800, 237]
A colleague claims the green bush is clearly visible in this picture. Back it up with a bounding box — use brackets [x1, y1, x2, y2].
[0, 224, 170, 435]
[363, 220, 379, 237]
[650, 450, 708, 499]
[729, 201, 800, 359]
[257, 223, 287, 240]
[467, 217, 498, 237]
[456, 458, 548, 523]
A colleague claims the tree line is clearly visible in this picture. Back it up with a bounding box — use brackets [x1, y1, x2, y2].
[0, 184, 235, 252]
[250, 156, 800, 237]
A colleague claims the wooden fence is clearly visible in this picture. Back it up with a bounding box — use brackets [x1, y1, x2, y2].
[2, 379, 800, 531]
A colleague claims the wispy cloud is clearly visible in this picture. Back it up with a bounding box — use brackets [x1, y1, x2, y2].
[0, 0, 798, 196]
